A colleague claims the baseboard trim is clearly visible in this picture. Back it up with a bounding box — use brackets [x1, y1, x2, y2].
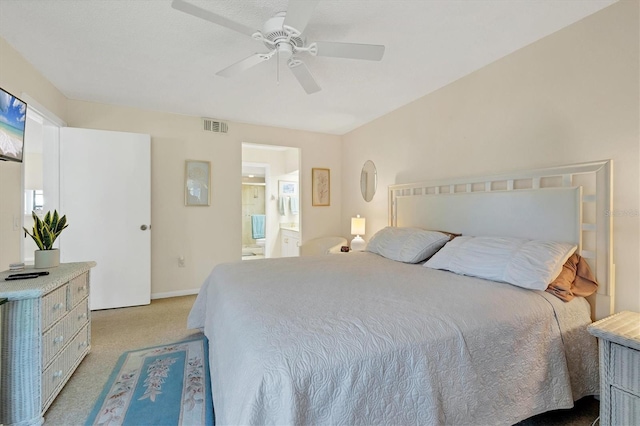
[151, 289, 200, 300]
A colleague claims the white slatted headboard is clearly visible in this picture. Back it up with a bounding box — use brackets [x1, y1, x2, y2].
[388, 160, 613, 320]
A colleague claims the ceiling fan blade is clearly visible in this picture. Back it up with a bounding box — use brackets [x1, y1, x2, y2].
[313, 41, 385, 61]
[216, 54, 270, 78]
[172, 0, 256, 37]
[283, 0, 319, 35]
[288, 60, 321, 94]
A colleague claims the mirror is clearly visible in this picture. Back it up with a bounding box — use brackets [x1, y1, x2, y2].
[360, 160, 377, 202]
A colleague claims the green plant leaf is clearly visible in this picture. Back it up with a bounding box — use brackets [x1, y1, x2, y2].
[54, 214, 68, 235]
[23, 226, 44, 250]
[25, 210, 68, 251]
[50, 210, 60, 233]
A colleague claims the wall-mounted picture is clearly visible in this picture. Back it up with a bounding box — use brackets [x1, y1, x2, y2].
[185, 160, 211, 206]
[312, 168, 330, 206]
[279, 180, 297, 196]
[0, 87, 27, 163]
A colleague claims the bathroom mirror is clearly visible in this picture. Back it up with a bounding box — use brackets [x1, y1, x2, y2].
[360, 160, 377, 202]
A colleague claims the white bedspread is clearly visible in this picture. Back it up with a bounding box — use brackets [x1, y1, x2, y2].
[188, 252, 599, 426]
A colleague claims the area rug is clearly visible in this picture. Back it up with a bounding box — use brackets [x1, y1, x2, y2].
[85, 336, 214, 426]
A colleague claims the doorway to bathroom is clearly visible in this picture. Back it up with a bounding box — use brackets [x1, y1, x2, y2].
[242, 143, 300, 260]
[242, 162, 268, 260]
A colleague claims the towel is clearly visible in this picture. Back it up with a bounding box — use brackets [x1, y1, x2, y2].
[251, 215, 266, 239]
[278, 197, 286, 216]
[290, 197, 299, 215]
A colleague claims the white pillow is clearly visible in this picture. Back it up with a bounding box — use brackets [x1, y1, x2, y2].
[424, 236, 577, 290]
[367, 227, 450, 264]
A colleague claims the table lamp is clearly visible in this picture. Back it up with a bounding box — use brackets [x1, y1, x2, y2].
[350, 215, 366, 251]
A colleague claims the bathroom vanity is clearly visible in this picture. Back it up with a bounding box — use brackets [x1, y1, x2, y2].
[280, 226, 300, 257]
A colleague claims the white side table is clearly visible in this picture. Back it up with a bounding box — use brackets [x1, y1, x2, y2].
[588, 311, 640, 426]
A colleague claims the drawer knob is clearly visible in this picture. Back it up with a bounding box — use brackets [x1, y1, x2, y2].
[53, 303, 64, 311]
[78, 313, 87, 320]
[53, 370, 63, 379]
[77, 286, 86, 292]
[78, 341, 88, 349]
[54, 335, 64, 344]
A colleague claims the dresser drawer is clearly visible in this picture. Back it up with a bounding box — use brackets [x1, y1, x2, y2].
[611, 343, 640, 394]
[68, 273, 89, 309]
[68, 323, 90, 364]
[70, 298, 90, 333]
[42, 298, 89, 367]
[611, 387, 640, 426]
[42, 316, 67, 368]
[41, 351, 68, 408]
[42, 285, 68, 331]
[41, 324, 90, 410]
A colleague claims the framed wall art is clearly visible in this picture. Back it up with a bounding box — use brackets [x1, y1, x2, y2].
[279, 180, 297, 197]
[185, 160, 211, 206]
[311, 168, 330, 206]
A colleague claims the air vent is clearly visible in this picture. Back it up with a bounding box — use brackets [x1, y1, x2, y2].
[202, 118, 228, 134]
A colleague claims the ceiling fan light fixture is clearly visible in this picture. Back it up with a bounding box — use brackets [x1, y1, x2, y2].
[276, 42, 294, 59]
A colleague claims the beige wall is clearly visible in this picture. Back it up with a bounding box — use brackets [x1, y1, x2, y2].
[1, 1, 638, 311]
[342, 0, 640, 313]
[65, 101, 341, 297]
[0, 38, 67, 271]
[1, 33, 341, 298]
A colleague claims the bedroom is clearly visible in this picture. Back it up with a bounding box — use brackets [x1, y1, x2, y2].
[0, 0, 638, 425]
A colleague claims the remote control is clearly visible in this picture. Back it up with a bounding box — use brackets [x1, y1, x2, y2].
[5, 274, 41, 281]
[7, 271, 50, 278]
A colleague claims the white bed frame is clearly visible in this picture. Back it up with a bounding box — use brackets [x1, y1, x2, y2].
[389, 160, 613, 320]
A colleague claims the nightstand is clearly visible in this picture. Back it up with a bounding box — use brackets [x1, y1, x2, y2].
[588, 311, 640, 426]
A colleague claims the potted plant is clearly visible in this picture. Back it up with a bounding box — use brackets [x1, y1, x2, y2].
[24, 210, 68, 269]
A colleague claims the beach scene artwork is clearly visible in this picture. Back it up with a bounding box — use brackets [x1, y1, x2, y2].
[0, 88, 27, 161]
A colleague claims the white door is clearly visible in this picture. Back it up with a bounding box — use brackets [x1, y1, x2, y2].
[59, 127, 151, 310]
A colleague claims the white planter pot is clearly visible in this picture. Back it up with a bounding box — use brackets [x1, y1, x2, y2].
[34, 249, 60, 269]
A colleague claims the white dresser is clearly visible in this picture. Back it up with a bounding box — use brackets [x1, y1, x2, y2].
[588, 311, 640, 426]
[0, 262, 96, 426]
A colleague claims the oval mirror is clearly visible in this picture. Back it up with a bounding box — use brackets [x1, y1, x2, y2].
[360, 160, 377, 202]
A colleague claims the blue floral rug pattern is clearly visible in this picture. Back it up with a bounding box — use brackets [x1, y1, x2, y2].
[85, 336, 213, 426]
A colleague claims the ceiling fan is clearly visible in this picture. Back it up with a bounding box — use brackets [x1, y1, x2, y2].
[171, 0, 385, 94]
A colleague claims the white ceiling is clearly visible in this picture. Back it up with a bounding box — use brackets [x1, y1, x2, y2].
[0, 0, 616, 135]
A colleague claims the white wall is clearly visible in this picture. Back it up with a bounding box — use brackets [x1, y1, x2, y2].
[0, 37, 67, 271]
[1, 2, 637, 312]
[65, 101, 341, 297]
[1, 33, 341, 298]
[341, 0, 640, 313]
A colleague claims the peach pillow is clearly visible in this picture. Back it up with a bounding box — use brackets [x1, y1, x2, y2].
[545, 253, 598, 302]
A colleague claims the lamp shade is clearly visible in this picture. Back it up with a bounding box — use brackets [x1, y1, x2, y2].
[351, 215, 366, 236]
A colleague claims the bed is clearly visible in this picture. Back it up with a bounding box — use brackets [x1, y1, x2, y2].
[188, 160, 613, 425]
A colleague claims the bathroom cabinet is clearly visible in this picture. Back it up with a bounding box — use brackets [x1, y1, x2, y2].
[281, 229, 300, 257]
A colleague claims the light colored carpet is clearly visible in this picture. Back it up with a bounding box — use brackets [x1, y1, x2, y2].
[43, 294, 599, 426]
[44, 295, 201, 426]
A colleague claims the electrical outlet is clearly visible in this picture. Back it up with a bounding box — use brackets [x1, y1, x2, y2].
[13, 215, 21, 231]
[178, 256, 185, 267]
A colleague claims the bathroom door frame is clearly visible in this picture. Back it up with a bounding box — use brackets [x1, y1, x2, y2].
[242, 161, 271, 257]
